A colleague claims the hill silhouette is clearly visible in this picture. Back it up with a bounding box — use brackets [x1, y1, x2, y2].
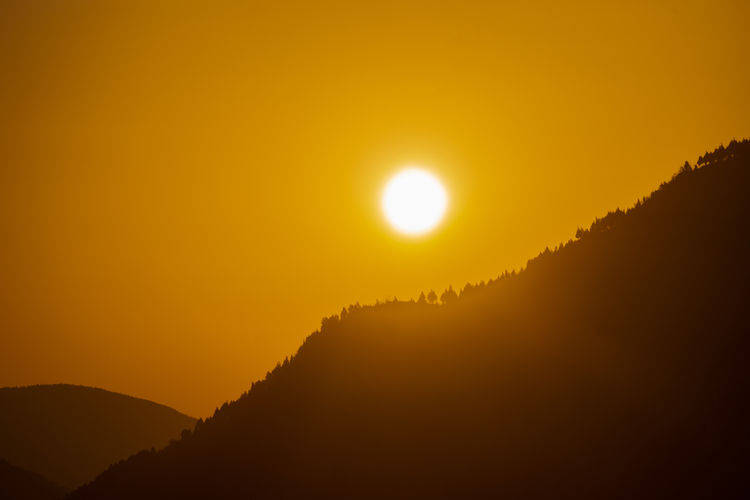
[0, 459, 65, 500]
[0, 384, 195, 490]
[71, 140, 750, 499]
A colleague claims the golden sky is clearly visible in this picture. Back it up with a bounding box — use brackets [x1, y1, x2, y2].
[1, 0, 748, 416]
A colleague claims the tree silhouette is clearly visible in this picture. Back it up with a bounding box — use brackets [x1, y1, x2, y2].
[440, 285, 457, 304]
[68, 139, 750, 500]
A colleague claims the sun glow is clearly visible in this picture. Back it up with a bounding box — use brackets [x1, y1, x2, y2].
[382, 168, 448, 235]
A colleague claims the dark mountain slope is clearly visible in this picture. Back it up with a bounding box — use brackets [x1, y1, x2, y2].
[0, 460, 65, 500]
[0, 384, 195, 490]
[71, 140, 750, 499]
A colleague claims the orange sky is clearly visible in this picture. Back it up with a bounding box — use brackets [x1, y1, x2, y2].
[1, 0, 749, 416]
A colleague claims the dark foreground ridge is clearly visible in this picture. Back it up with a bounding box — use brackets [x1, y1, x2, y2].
[71, 140, 750, 499]
[0, 459, 65, 500]
[0, 384, 195, 490]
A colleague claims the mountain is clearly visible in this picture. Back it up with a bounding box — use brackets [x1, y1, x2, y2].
[0, 459, 65, 500]
[70, 140, 750, 499]
[0, 384, 195, 490]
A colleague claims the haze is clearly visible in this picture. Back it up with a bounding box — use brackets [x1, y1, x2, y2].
[1, 0, 748, 416]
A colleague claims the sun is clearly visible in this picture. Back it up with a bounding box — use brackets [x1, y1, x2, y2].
[382, 168, 448, 235]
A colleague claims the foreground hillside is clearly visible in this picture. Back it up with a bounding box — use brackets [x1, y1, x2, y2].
[0, 460, 65, 500]
[72, 141, 750, 499]
[0, 384, 195, 490]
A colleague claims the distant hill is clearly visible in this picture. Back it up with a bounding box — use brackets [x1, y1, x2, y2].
[71, 140, 750, 499]
[0, 384, 195, 490]
[0, 459, 65, 500]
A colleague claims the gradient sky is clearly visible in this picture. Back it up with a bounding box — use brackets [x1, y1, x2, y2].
[1, 0, 748, 416]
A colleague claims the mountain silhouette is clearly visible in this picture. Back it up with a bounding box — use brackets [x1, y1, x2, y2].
[0, 384, 195, 490]
[0, 459, 65, 500]
[70, 140, 750, 499]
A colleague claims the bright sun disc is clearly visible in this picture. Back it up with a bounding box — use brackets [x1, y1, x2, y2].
[382, 168, 447, 235]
